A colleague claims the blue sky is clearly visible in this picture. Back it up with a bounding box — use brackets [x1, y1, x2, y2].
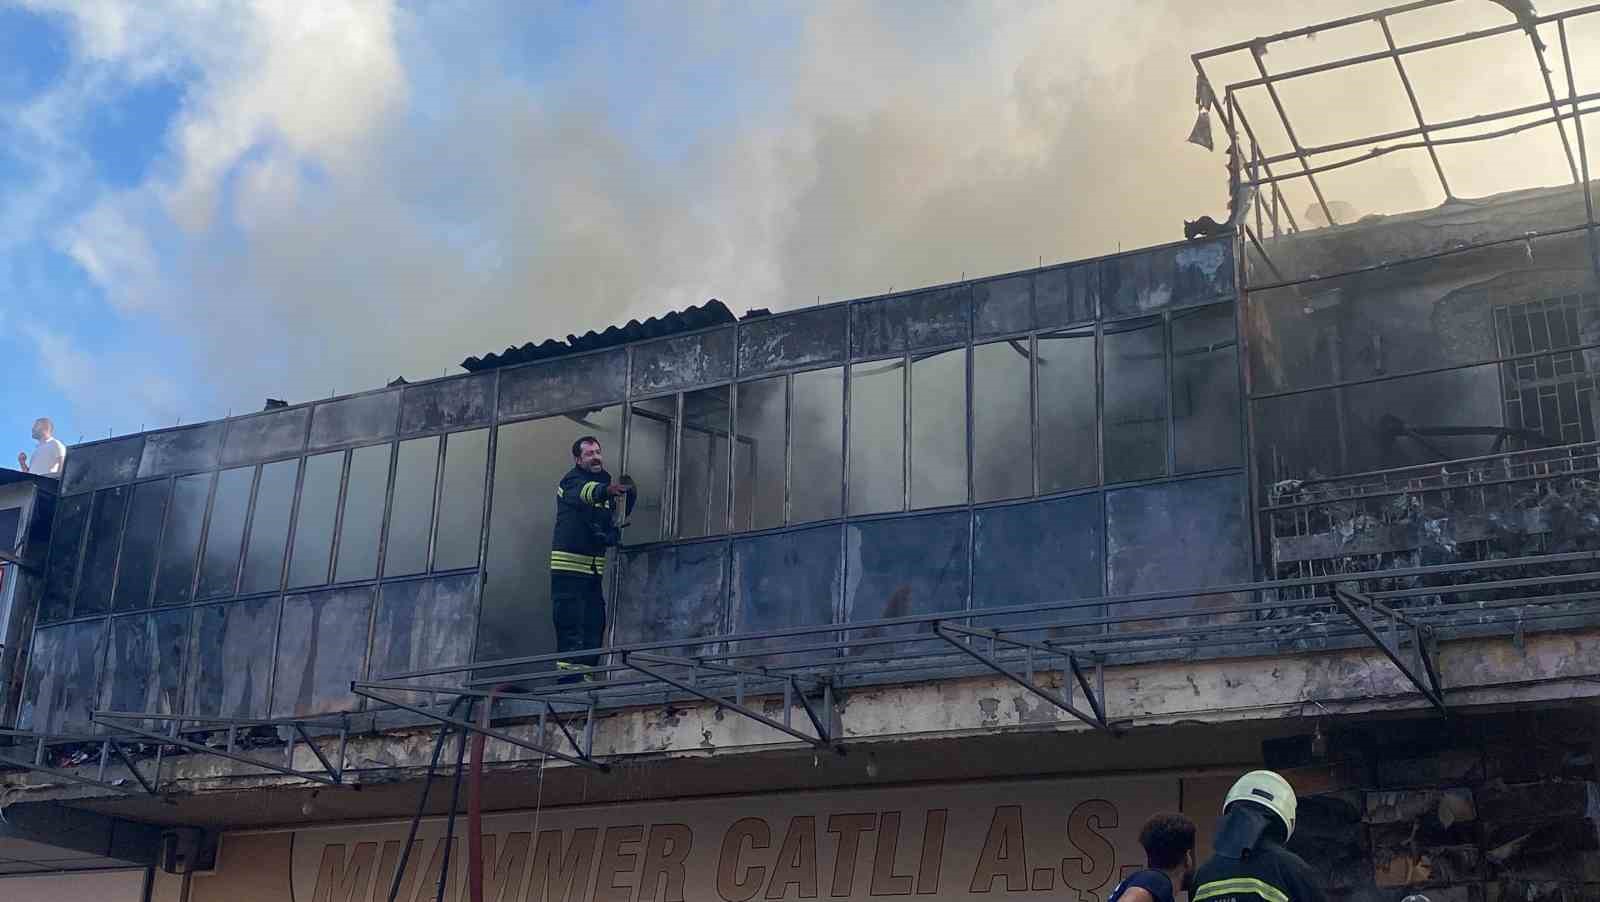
[0, 0, 1575, 461]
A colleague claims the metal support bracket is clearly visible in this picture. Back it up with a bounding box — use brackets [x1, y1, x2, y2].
[0, 729, 159, 796]
[352, 684, 607, 772]
[1332, 586, 1447, 714]
[92, 712, 349, 785]
[621, 652, 845, 753]
[934, 623, 1120, 734]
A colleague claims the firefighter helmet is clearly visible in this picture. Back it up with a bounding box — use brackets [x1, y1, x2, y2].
[1223, 770, 1298, 841]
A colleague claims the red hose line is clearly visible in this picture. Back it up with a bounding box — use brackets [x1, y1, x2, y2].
[467, 685, 509, 902]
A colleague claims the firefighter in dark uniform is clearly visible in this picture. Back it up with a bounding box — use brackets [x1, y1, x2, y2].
[1192, 770, 1326, 902]
[552, 435, 631, 682]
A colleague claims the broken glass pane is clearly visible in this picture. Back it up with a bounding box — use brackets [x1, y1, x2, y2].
[848, 358, 905, 515]
[434, 429, 489, 572]
[973, 495, 1103, 638]
[731, 524, 841, 665]
[1173, 303, 1242, 473]
[40, 493, 90, 622]
[1174, 237, 1235, 305]
[974, 341, 1033, 502]
[400, 373, 495, 436]
[1103, 318, 1168, 483]
[632, 328, 735, 394]
[239, 459, 298, 595]
[273, 586, 375, 717]
[154, 473, 212, 606]
[843, 512, 969, 659]
[186, 597, 278, 719]
[18, 620, 104, 733]
[221, 406, 309, 468]
[113, 480, 170, 612]
[335, 443, 393, 583]
[1036, 331, 1098, 493]
[309, 390, 401, 450]
[626, 397, 675, 543]
[911, 348, 967, 509]
[733, 378, 786, 531]
[679, 386, 731, 539]
[385, 437, 439, 578]
[1102, 247, 1180, 319]
[737, 306, 848, 377]
[75, 485, 128, 616]
[100, 609, 188, 725]
[791, 367, 844, 524]
[370, 574, 478, 700]
[138, 422, 223, 478]
[612, 542, 727, 657]
[288, 451, 344, 589]
[197, 467, 253, 599]
[1105, 474, 1249, 635]
[476, 407, 622, 674]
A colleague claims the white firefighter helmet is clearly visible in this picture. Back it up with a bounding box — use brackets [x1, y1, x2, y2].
[1223, 770, 1298, 841]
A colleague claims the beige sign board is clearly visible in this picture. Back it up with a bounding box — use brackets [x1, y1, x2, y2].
[204, 774, 1179, 902]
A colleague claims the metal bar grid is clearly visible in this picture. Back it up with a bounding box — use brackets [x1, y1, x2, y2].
[1332, 586, 1446, 713]
[89, 711, 350, 786]
[0, 728, 158, 796]
[351, 684, 606, 771]
[1194, 0, 1600, 237]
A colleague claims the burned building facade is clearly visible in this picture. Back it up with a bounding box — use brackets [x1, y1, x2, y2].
[6, 2, 1600, 900]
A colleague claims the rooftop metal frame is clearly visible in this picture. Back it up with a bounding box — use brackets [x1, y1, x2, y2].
[1192, 0, 1600, 283]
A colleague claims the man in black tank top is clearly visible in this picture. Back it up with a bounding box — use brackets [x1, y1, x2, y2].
[1109, 813, 1198, 902]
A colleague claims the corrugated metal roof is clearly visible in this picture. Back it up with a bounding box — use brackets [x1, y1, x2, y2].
[461, 299, 738, 372]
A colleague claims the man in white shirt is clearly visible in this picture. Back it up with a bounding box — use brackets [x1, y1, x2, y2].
[17, 417, 65, 478]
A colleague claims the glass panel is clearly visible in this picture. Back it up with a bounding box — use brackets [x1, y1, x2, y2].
[309, 390, 400, 450]
[974, 341, 1033, 502]
[679, 386, 731, 539]
[1105, 475, 1249, 634]
[612, 542, 727, 657]
[385, 437, 439, 577]
[973, 496, 1102, 638]
[851, 286, 970, 358]
[973, 275, 1031, 338]
[791, 367, 844, 524]
[1103, 320, 1168, 484]
[733, 378, 786, 531]
[848, 359, 905, 515]
[288, 452, 344, 589]
[221, 407, 309, 467]
[1035, 263, 1098, 330]
[632, 328, 735, 394]
[60, 434, 142, 496]
[273, 586, 374, 717]
[498, 349, 627, 420]
[138, 422, 223, 478]
[1173, 304, 1242, 473]
[370, 574, 478, 700]
[626, 397, 675, 542]
[154, 473, 212, 606]
[100, 610, 188, 726]
[240, 459, 298, 595]
[1175, 237, 1235, 305]
[17, 621, 104, 733]
[75, 486, 128, 616]
[1037, 331, 1098, 492]
[910, 348, 967, 509]
[187, 597, 278, 719]
[843, 513, 969, 657]
[434, 429, 489, 571]
[476, 407, 622, 674]
[334, 444, 392, 582]
[113, 481, 170, 611]
[400, 372, 494, 436]
[731, 525, 841, 666]
[737, 306, 847, 377]
[40, 493, 90, 622]
[197, 467, 253, 599]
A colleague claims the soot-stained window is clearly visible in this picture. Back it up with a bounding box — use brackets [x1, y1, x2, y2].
[974, 340, 1033, 502]
[154, 473, 212, 606]
[848, 358, 905, 515]
[910, 348, 967, 509]
[75, 486, 128, 616]
[240, 459, 298, 595]
[678, 387, 731, 539]
[1103, 318, 1168, 483]
[734, 378, 786, 532]
[197, 467, 253, 599]
[790, 367, 844, 524]
[433, 429, 488, 571]
[288, 452, 344, 589]
[1036, 330, 1098, 493]
[113, 480, 170, 612]
[334, 443, 392, 583]
[384, 436, 439, 577]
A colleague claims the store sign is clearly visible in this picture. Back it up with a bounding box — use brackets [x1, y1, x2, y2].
[269, 775, 1176, 902]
